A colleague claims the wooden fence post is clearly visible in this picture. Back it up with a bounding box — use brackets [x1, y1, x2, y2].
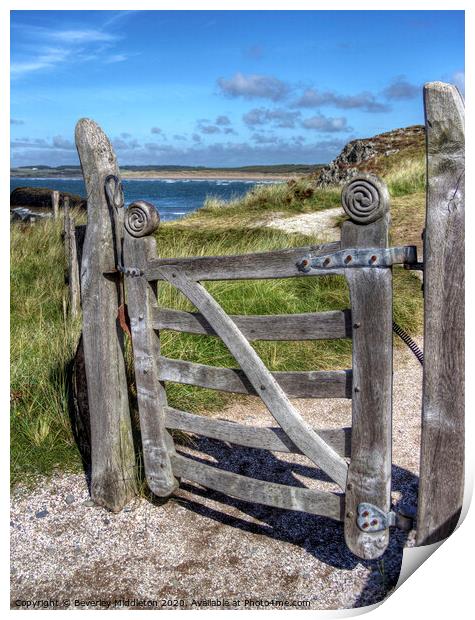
[52, 190, 59, 219]
[416, 82, 465, 546]
[63, 197, 81, 318]
[341, 174, 393, 560]
[75, 118, 137, 511]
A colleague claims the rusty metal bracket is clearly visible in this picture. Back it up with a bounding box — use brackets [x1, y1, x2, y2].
[357, 503, 396, 532]
[297, 246, 418, 272]
[357, 502, 416, 532]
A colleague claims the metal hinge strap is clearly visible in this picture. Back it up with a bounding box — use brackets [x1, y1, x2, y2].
[297, 246, 418, 272]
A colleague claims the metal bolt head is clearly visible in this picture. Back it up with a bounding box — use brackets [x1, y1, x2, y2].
[347, 483, 353, 491]
[353, 322, 361, 329]
[138, 314, 144, 321]
[346, 511, 354, 519]
[354, 386, 360, 393]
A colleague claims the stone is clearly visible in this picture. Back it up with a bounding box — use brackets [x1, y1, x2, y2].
[65, 494, 75, 505]
[10, 187, 86, 210]
[35, 509, 48, 519]
[315, 124, 425, 188]
[83, 499, 95, 507]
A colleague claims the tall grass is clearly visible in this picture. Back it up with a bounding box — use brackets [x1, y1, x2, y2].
[385, 157, 425, 196]
[11, 219, 83, 484]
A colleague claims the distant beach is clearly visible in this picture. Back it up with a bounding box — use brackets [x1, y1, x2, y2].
[120, 170, 297, 181]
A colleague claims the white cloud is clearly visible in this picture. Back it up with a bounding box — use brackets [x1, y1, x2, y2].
[217, 72, 290, 101]
[11, 23, 123, 77]
[104, 54, 128, 64]
[382, 76, 419, 101]
[293, 88, 390, 112]
[301, 114, 351, 133]
[49, 29, 117, 44]
[243, 107, 301, 128]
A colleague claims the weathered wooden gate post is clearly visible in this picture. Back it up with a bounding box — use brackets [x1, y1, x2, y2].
[52, 190, 60, 219]
[122, 202, 178, 497]
[75, 118, 137, 511]
[416, 82, 465, 546]
[341, 174, 393, 560]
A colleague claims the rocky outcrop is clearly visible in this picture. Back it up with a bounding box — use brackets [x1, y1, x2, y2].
[10, 207, 52, 223]
[10, 187, 86, 210]
[315, 125, 425, 187]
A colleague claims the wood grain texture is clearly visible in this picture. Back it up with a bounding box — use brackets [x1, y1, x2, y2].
[52, 190, 59, 219]
[157, 266, 349, 489]
[416, 82, 465, 546]
[158, 356, 352, 398]
[171, 454, 344, 520]
[152, 308, 352, 340]
[342, 178, 393, 560]
[146, 241, 341, 281]
[123, 234, 178, 497]
[75, 118, 137, 511]
[64, 197, 81, 318]
[165, 406, 352, 457]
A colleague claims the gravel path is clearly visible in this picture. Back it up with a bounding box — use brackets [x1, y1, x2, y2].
[10, 342, 422, 611]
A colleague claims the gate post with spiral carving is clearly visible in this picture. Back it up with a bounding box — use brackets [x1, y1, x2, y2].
[123, 201, 179, 498]
[340, 174, 393, 560]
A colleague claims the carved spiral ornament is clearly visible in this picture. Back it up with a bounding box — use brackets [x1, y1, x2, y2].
[341, 175, 389, 224]
[124, 200, 160, 237]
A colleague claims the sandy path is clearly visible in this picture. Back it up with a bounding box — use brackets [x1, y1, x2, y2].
[10, 342, 422, 611]
[262, 207, 342, 240]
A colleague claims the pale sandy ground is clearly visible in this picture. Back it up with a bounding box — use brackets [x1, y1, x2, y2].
[10, 340, 422, 611]
[262, 207, 342, 240]
[120, 171, 296, 181]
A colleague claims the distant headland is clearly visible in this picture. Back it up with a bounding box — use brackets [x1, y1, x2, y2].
[11, 164, 324, 181]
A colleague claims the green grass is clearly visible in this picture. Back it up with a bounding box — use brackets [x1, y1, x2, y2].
[11, 166, 425, 487]
[11, 217, 83, 484]
[178, 179, 341, 229]
[385, 156, 425, 197]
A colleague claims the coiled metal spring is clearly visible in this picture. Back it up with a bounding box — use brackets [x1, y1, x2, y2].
[392, 321, 424, 365]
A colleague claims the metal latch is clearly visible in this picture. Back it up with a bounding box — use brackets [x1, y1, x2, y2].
[297, 246, 418, 272]
[357, 502, 416, 532]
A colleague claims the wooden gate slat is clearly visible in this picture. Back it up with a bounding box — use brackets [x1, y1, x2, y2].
[416, 82, 465, 546]
[157, 266, 349, 490]
[146, 241, 341, 281]
[171, 454, 344, 520]
[165, 406, 352, 457]
[158, 356, 351, 398]
[152, 308, 352, 340]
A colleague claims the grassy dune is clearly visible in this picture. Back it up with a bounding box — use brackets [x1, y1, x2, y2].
[10, 159, 425, 486]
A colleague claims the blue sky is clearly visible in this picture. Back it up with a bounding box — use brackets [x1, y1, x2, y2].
[10, 10, 464, 167]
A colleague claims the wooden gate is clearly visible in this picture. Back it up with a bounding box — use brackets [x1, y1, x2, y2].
[74, 81, 464, 561]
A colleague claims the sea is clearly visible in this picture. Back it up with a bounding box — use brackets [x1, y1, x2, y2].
[10, 177, 280, 222]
